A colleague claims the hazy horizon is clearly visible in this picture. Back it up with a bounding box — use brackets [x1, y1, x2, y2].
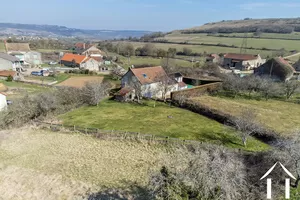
[0, 0, 300, 31]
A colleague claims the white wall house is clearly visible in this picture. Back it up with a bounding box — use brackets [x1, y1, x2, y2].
[121, 66, 179, 99]
[0, 53, 21, 71]
[223, 53, 266, 70]
[0, 93, 7, 111]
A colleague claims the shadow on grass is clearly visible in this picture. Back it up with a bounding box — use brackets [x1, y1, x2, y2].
[87, 182, 152, 200]
[200, 132, 243, 147]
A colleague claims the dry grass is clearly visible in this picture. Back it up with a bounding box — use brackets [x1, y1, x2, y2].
[0, 127, 167, 199]
[57, 76, 104, 88]
[191, 95, 300, 134]
[0, 83, 7, 92]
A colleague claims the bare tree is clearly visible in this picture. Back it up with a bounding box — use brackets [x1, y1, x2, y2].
[259, 77, 282, 100]
[283, 80, 300, 99]
[230, 109, 261, 146]
[222, 74, 246, 98]
[131, 77, 142, 103]
[82, 81, 111, 106]
[277, 133, 300, 188]
[172, 92, 188, 107]
[155, 73, 174, 101]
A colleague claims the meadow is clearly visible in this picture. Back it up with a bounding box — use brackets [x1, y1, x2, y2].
[0, 127, 167, 199]
[60, 99, 268, 151]
[190, 95, 300, 135]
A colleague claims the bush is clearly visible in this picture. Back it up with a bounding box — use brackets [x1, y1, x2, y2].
[6, 75, 13, 82]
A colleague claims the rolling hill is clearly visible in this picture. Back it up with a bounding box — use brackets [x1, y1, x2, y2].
[180, 18, 300, 34]
[0, 23, 151, 39]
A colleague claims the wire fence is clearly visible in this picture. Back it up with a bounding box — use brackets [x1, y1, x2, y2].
[34, 121, 200, 145]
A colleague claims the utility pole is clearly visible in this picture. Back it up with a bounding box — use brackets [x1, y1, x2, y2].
[240, 32, 248, 54]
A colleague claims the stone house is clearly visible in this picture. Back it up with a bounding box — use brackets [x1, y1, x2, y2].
[120, 66, 179, 100]
[0, 70, 22, 80]
[0, 53, 22, 71]
[254, 57, 295, 81]
[223, 53, 266, 70]
[60, 53, 101, 71]
[5, 42, 42, 67]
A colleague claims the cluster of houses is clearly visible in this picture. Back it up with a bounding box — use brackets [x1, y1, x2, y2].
[116, 52, 298, 101]
[60, 43, 109, 72]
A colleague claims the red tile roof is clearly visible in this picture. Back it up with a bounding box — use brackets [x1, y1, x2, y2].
[75, 43, 94, 50]
[130, 66, 168, 85]
[178, 82, 187, 88]
[90, 56, 103, 62]
[224, 53, 258, 61]
[278, 57, 295, 72]
[61, 53, 87, 64]
[0, 70, 16, 77]
[116, 87, 133, 96]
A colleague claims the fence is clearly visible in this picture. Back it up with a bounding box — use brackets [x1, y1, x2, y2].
[34, 121, 201, 145]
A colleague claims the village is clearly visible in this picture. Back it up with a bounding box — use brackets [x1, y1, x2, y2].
[0, 39, 299, 109]
[1, 36, 300, 200]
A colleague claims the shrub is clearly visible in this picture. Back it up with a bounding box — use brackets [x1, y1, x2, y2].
[6, 75, 13, 82]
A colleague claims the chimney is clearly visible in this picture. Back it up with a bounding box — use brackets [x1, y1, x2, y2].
[83, 43, 85, 49]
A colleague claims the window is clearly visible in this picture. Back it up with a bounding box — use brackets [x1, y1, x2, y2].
[142, 73, 147, 78]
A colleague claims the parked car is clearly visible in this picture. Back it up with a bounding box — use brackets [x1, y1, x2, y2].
[31, 71, 43, 76]
[49, 61, 58, 65]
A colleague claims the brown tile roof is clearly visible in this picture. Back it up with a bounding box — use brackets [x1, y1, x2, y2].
[224, 53, 258, 61]
[0, 70, 16, 77]
[116, 87, 133, 96]
[60, 53, 88, 64]
[5, 43, 30, 52]
[90, 56, 103, 62]
[178, 82, 187, 87]
[75, 42, 94, 50]
[130, 66, 168, 85]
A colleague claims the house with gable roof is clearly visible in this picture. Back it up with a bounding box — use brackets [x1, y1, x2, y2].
[5, 42, 42, 67]
[120, 66, 180, 100]
[223, 53, 266, 70]
[60, 53, 101, 71]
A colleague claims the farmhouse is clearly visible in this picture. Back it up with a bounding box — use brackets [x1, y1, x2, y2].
[0, 92, 7, 111]
[74, 42, 94, 54]
[0, 70, 21, 80]
[0, 53, 22, 71]
[120, 66, 179, 100]
[254, 57, 295, 81]
[223, 53, 265, 70]
[5, 42, 42, 67]
[60, 53, 101, 71]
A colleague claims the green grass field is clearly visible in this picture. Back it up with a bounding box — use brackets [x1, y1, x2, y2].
[0, 80, 50, 99]
[118, 55, 195, 68]
[60, 99, 268, 151]
[191, 95, 300, 135]
[119, 41, 274, 58]
[26, 73, 71, 84]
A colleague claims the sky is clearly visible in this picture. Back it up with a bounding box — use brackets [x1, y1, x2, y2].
[0, 0, 300, 31]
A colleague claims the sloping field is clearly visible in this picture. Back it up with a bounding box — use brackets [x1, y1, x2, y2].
[57, 76, 104, 88]
[191, 95, 300, 134]
[0, 127, 166, 199]
[60, 100, 268, 151]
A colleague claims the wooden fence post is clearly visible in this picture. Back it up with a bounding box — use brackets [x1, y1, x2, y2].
[85, 128, 87, 134]
[73, 125, 76, 131]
